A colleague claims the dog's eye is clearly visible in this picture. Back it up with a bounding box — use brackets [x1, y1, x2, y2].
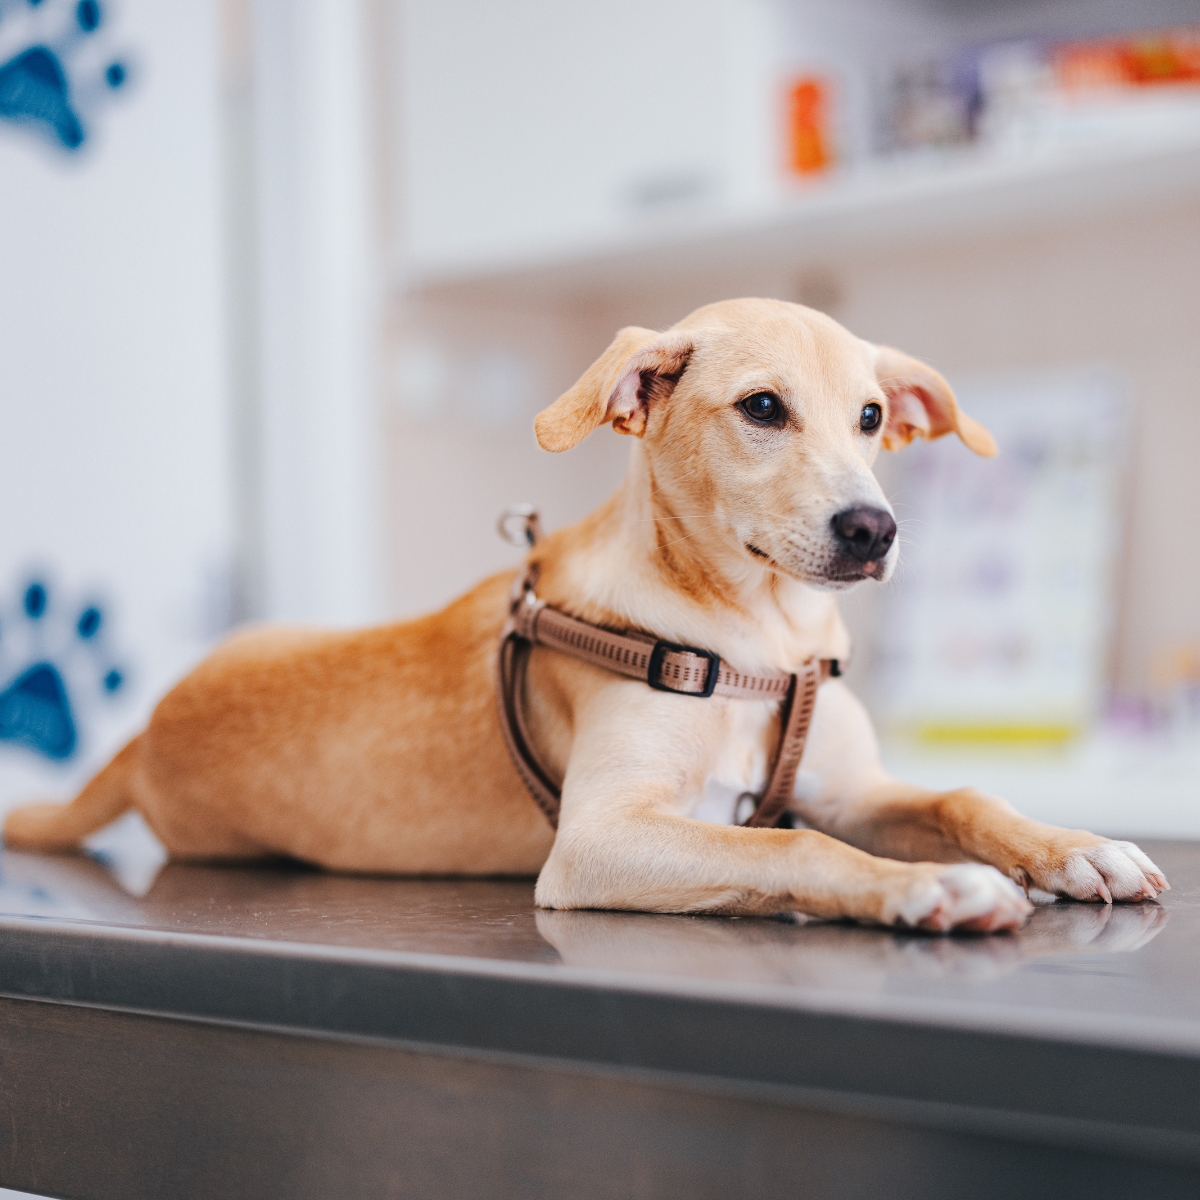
[860, 402, 883, 433]
[741, 392, 780, 423]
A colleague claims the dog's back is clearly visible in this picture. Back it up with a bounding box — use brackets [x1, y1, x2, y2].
[5, 569, 556, 874]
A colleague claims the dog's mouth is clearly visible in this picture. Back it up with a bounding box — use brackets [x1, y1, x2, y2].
[746, 543, 794, 575]
[747, 542, 888, 585]
[857, 559, 887, 580]
[824, 559, 888, 583]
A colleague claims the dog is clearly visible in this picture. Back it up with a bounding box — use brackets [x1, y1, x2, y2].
[4, 298, 1168, 931]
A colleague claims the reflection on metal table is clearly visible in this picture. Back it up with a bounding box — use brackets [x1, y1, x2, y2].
[0, 831, 1198, 1199]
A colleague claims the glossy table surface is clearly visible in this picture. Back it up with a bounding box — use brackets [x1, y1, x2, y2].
[2, 830, 1200, 1188]
[0, 831, 1196, 1049]
[0, 835, 1195, 1041]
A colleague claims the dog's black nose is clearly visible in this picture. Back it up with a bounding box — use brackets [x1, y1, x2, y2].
[832, 506, 897, 564]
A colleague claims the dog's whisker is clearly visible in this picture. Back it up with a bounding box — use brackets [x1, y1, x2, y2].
[638, 515, 718, 523]
[656, 522, 724, 551]
[657, 521, 723, 544]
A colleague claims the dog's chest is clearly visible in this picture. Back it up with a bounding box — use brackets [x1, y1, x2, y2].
[680, 698, 810, 826]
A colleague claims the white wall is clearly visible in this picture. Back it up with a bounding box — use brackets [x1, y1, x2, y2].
[382, 296, 632, 617]
[0, 0, 233, 807]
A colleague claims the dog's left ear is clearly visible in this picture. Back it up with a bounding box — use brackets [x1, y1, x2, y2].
[535, 327, 693, 452]
[874, 346, 997, 457]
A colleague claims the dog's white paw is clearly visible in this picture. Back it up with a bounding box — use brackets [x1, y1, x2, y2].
[891, 863, 1032, 933]
[1027, 839, 1168, 903]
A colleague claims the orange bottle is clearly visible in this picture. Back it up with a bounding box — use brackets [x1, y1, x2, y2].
[787, 77, 833, 175]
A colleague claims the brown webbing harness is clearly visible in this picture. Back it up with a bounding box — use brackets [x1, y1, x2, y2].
[494, 507, 839, 831]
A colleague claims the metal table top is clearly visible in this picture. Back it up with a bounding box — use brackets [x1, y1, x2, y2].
[1, 833, 1194, 1037]
[0, 831, 1198, 1166]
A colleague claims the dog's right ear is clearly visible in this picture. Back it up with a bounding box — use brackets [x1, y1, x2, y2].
[874, 345, 997, 458]
[534, 327, 693, 452]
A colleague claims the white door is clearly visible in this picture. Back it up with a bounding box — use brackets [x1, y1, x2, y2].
[0, 0, 233, 811]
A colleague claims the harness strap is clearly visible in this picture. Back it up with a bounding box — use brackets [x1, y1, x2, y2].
[496, 562, 836, 831]
[507, 588, 796, 700]
[497, 630, 562, 827]
[741, 655, 824, 829]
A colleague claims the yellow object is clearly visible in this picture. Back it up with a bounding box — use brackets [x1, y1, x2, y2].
[914, 723, 1082, 746]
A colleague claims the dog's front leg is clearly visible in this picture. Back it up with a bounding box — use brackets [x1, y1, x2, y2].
[793, 682, 1169, 903]
[837, 782, 1169, 904]
[534, 682, 1030, 930]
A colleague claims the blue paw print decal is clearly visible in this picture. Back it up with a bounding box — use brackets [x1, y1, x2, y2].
[0, 578, 127, 762]
[0, 0, 129, 151]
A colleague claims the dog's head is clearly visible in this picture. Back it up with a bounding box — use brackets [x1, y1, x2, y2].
[535, 298, 995, 590]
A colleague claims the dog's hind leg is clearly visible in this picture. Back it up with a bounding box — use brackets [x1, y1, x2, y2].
[4, 734, 140, 851]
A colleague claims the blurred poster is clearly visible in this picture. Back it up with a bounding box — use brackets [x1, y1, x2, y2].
[874, 369, 1127, 745]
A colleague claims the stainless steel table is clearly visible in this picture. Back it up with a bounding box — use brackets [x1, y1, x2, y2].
[0, 835, 1198, 1199]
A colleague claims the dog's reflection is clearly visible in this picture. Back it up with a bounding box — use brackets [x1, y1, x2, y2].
[536, 901, 1168, 987]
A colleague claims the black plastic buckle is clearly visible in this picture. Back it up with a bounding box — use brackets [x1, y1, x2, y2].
[647, 641, 720, 698]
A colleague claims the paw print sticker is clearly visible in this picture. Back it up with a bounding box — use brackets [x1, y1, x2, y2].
[0, 577, 128, 762]
[0, 0, 130, 151]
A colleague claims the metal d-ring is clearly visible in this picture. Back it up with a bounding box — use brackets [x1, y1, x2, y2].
[497, 504, 543, 548]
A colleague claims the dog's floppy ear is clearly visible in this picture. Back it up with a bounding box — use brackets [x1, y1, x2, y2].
[874, 345, 997, 457]
[535, 327, 693, 452]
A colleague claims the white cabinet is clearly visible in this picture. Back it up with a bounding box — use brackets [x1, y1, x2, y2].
[390, 0, 777, 279]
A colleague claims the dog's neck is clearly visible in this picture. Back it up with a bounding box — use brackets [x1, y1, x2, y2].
[533, 443, 853, 672]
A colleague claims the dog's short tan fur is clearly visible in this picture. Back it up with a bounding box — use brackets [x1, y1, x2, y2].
[5, 299, 1167, 931]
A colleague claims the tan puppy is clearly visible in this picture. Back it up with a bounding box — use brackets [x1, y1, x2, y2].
[5, 299, 1168, 931]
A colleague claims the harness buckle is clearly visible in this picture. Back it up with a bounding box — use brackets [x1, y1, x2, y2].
[647, 641, 720, 698]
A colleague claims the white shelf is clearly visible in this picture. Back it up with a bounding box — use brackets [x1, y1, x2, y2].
[409, 125, 1200, 302]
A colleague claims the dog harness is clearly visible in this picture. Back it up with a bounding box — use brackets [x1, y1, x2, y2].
[494, 507, 839, 831]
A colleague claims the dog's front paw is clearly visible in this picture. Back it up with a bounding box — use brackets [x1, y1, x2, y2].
[889, 863, 1032, 933]
[1013, 836, 1169, 903]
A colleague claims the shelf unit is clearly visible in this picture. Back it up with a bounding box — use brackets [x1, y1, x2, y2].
[409, 125, 1200, 304]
